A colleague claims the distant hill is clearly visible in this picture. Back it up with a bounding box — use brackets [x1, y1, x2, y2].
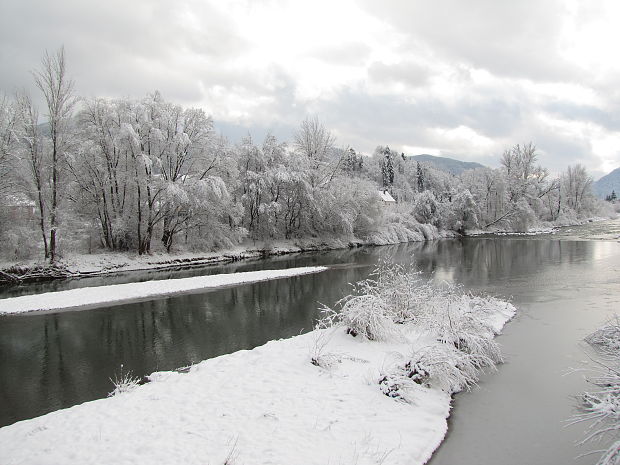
[406, 154, 485, 175]
[594, 167, 620, 199]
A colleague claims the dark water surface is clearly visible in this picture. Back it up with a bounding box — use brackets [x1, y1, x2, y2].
[1, 221, 620, 465]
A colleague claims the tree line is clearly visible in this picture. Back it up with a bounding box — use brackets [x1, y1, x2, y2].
[0, 49, 609, 263]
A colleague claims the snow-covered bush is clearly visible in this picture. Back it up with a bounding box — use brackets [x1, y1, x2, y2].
[308, 330, 341, 369]
[379, 342, 492, 399]
[445, 189, 481, 232]
[108, 365, 140, 397]
[413, 191, 440, 226]
[510, 198, 538, 231]
[422, 290, 504, 365]
[339, 294, 400, 341]
[585, 317, 620, 354]
[319, 262, 512, 396]
[572, 318, 620, 465]
[319, 262, 434, 339]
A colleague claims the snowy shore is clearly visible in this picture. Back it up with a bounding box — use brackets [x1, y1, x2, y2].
[0, 226, 455, 285]
[0, 267, 327, 315]
[0, 293, 516, 465]
[3, 216, 613, 286]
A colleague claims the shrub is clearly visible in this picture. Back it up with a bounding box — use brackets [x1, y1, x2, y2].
[108, 364, 140, 397]
[572, 318, 620, 465]
[317, 262, 511, 398]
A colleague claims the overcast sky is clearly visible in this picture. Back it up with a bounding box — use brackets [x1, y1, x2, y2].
[1, 0, 619, 178]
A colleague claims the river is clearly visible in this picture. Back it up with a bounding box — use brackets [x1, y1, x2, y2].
[1, 219, 619, 464]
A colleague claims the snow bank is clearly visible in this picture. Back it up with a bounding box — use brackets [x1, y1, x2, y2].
[0, 267, 327, 315]
[367, 222, 456, 246]
[0, 227, 452, 285]
[0, 297, 515, 465]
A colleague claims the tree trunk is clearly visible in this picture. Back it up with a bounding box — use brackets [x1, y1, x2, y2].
[49, 137, 58, 262]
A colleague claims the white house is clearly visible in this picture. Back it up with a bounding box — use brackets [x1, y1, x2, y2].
[379, 189, 396, 204]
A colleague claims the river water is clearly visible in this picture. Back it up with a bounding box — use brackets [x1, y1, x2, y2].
[1, 220, 619, 464]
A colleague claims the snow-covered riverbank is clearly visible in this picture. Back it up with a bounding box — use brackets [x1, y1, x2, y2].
[0, 267, 327, 315]
[0, 289, 515, 465]
[0, 226, 456, 285]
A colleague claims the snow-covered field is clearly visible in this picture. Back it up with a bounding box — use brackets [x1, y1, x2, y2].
[0, 267, 327, 315]
[0, 273, 516, 465]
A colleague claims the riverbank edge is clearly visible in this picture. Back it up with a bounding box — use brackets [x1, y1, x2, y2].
[0, 266, 329, 315]
[0, 230, 458, 285]
[2, 215, 612, 286]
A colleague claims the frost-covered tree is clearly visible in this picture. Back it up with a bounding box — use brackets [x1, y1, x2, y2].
[561, 164, 593, 214]
[70, 98, 133, 250]
[23, 47, 77, 262]
[501, 143, 549, 203]
[413, 190, 440, 226]
[0, 94, 19, 198]
[341, 147, 364, 175]
[293, 116, 338, 188]
[447, 189, 481, 232]
[15, 91, 51, 258]
[379, 146, 395, 189]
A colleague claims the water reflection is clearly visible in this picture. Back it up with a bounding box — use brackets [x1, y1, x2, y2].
[0, 235, 609, 430]
[0, 262, 372, 426]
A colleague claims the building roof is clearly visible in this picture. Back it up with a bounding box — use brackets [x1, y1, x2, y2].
[379, 190, 396, 202]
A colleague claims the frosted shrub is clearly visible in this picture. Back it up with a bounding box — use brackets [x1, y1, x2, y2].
[339, 294, 398, 341]
[380, 344, 485, 397]
[318, 262, 431, 340]
[317, 262, 511, 398]
[585, 317, 620, 354]
[351, 262, 434, 324]
[413, 191, 440, 226]
[108, 364, 140, 397]
[572, 318, 620, 465]
[424, 292, 503, 365]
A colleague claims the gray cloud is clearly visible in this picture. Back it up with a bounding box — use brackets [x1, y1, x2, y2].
[0, 0, 618, 176]
[543, 102, 620, 132]
[357, 0, 581, 82]
[368, 61, 431, 88]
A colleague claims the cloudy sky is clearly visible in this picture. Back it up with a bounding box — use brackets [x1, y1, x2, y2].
[1, 0, 619, 178]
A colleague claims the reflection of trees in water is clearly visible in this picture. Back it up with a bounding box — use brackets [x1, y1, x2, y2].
[1, 247, 369, 299]
[0, 264, 369, 426]
[0, 238, 597, 427]
[411, 239, 593, 287]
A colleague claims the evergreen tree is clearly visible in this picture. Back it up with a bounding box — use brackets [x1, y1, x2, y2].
[380, 146, 394, 188]
[416, 161, 425, 192]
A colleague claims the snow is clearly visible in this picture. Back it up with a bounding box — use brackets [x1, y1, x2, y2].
[0, 267, 327, 315]
[0, 230, 449, 283]
[379, 189, 396, 202]
[0, 298, 515, 465]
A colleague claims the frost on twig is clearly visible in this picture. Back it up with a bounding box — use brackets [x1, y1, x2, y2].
[572, 317, 620, 465]
[108, 364, 140, 397]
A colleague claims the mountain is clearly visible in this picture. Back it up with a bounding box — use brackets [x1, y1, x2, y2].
[593, 167, 620, 199]
[406, 154, 485, 175]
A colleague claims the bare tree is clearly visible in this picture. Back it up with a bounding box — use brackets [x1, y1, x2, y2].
[562, 164, 593, 213]
[32, 47, 76, 262]
[294, 116, 335, 163]
[15, 91, 49, 257]
[501, 142, 548, 202]
[293, 116, 337, 187]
